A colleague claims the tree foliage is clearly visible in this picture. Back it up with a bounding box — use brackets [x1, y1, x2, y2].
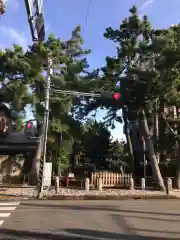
[0, 26, 126, 178]
[1, 5, 180, 190]
[77, 6, 180, 189]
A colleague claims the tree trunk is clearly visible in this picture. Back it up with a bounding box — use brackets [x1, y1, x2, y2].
[122, 108, 135, 178]
[153, 100, 160, 163]
[159, 107, 180, 188]
[175, 138, 180, 189]
[29, 141, 41, 185]
[175, 151, 180, 188]
[159, 100, 166, 163]
[175, 106, 180, 188]
[139, 109, 165, 191]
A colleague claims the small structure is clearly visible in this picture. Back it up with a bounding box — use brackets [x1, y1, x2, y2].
[91, 172, 131, 188]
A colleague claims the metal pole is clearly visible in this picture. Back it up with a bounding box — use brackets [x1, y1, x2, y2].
[57, 132, 62, 176]
[38, 57, 53, 198]
[142, 137, 146, 180]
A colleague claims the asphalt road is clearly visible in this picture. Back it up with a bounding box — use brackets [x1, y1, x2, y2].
[1, 199, 180, 239]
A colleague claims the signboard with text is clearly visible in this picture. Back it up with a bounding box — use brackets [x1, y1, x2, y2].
[43, 162, 52, 187]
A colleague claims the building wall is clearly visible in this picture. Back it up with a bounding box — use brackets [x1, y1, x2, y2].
[0, 156, 24, 183]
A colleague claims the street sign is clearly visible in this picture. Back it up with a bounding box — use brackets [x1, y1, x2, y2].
[43, 162, 52, 187]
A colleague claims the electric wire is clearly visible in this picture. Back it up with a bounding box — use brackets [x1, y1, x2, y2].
[52, 89, 101, 98]
[82, 0, 92, 36]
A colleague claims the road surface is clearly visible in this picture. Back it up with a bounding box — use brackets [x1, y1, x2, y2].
[1, 200, 180, 239]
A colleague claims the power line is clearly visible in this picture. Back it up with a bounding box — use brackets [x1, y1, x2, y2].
[52, 89, 101, 98]
[82, 0, 92, 36]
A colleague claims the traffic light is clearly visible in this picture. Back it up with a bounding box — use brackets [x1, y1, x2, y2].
[25, 119, 43, 138]
[27, 121, 32, 129]
[113, 92, 121, 101]
[101, 91, 122, 102]
[25, 120, 34, 137]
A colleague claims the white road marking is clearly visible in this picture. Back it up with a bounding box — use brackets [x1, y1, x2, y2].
[0, 202, 20, 206]
[0, 220, 4, 226]
[0, 213, 11, 217]
[0, 202, 20, 227]
[0, 207, 17, 211]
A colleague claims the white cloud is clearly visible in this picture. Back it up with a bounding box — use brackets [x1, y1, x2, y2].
[0, 43, 6, 50]
[45, 24, 50, 33]
[0, 25, 28, 49]
[139, 0, 156, 11]
[138, 0, 157, 19]
[7, 0, 20, 11]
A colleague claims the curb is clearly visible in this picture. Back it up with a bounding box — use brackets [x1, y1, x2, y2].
[0, 194, 179, 201]
[0, 196, 34, 201]
[43, 194, 179, 200]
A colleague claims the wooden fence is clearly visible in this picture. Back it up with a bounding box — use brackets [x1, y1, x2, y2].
[91, 172, 131, 188]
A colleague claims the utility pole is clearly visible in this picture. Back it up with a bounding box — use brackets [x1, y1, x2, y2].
[25, 0, 51, 198]
[24, 0, 45, 42]
[38, 57, 53, 198]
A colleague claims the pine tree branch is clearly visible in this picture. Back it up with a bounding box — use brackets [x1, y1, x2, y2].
[160, 112, 179, 140]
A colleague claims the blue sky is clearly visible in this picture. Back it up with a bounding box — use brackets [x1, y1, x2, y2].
[0, 0, 179, 140]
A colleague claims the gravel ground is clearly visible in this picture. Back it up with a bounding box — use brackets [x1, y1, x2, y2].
[0, 186, 172, 198]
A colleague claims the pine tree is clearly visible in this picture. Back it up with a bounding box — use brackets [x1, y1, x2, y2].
[81, 6, 180, 190]
[26, 26, 90, 177]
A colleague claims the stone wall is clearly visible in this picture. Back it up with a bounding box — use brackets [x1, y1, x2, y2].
[0, 155, 24, 184]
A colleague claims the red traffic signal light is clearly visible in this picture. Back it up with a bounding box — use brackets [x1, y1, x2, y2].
[113, 92, 121, 100]
[27, 121, 32, 129]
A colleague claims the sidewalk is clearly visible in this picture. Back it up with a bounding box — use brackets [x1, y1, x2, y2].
[0, 187, 180, 200]
[169, 190, 180, 198]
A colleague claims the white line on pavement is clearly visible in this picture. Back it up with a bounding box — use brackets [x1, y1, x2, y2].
[0, 202, 20, 206]
[0, 220, 4, 226]
[0, 213, 11, 217]
[0, 207, 17, 211]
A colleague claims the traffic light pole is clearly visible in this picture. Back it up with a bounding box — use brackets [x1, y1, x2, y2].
[38, 57, 53, 198]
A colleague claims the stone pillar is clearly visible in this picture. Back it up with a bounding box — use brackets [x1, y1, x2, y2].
[98, 178, 102, 191]
[55, 176, 59, 194]
[141, 178, 146, 190]
[165, 177, 172, 194]
[129, 177, 134, 190]
[85, 177, 90, 191]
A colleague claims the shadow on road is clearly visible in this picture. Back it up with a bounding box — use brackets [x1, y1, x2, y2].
[111, 213, 180, 223]
[21, 202, 180, 217]
[0, 228, 179, 240]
